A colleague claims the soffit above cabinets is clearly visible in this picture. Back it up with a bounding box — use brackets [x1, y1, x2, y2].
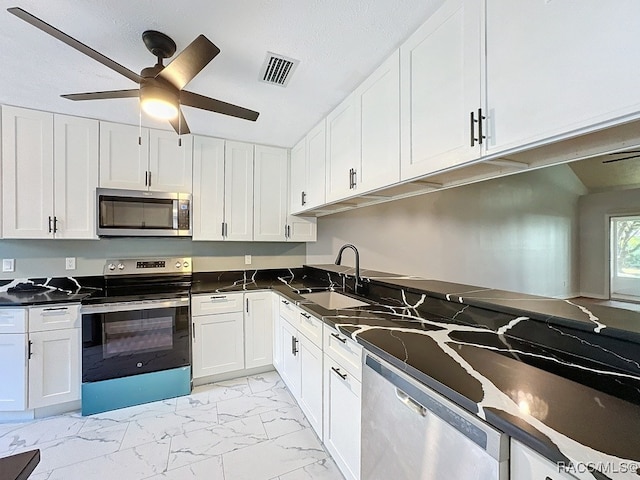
[0, 0, 443, 147]
[568, 153, 640, 192]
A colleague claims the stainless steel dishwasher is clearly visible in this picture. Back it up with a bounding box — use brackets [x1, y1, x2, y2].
[361, 354, 509, 480]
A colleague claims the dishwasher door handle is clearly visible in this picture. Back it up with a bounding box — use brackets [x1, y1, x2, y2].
[396, 388, 427, 417]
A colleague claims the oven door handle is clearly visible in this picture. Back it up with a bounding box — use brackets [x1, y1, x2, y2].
[81, 297, 190, 314]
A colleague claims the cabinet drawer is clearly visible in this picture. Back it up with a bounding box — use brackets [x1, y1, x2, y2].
[29, 304, 80, 332]
[324, 325, 363, 382]
[192, 293, 243, 316]
[279, 296, 300, 328]
[0, 309, 27, 334]
[298, 310, 323, 348]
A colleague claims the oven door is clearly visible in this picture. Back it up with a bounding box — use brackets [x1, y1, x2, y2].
[81, 298, 190, 383]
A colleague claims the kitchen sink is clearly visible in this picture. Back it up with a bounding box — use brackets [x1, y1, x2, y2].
[301, 291, 369, 310]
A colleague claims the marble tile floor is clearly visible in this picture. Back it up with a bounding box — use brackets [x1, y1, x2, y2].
[0, 371, 344, 480]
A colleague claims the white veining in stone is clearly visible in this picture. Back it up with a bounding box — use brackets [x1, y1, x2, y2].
[564, 299, 607, 333]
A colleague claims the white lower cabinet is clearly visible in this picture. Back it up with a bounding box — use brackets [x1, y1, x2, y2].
[0, 332, 27, 411]
[511, 439, 578, 480]
[279, 318, 301, 397]
[0, 305, 81, 413]
[244, 291, 273, 369]
[323, 328, 362, 480]
[28, 328, 80, 409]
[192, 293, 245, 378]
[298, 334, 323, 437]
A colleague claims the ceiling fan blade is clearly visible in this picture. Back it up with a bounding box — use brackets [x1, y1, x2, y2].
[7, 7, 142, 84]
[180, 91, 259, 121]
[168, 108, 190, 135]
[602, 154, 640, 164]
[61, 89, 140, 101]
[157, 35, 220, 90]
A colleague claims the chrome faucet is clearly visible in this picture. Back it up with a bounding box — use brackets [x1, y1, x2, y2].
[334, 244, 362, 294]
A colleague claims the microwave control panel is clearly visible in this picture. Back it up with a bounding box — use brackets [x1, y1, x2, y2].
[178, 200, 190, 230]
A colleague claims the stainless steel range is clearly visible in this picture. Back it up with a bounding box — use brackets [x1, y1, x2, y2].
[80, 257, 192, 415]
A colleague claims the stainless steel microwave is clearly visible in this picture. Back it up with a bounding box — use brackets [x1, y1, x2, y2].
[97, 188, 192, 237]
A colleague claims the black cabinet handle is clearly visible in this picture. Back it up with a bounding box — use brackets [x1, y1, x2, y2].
[301, 312, 311, 319]
[291, 336, 299, 356]
[192, 323, 195, 340]
[53, 216, 58, 233]
[287, 225, 291, 238]
[48, 216, 53, 233]
[221, 222, 225, 237]
[281, 299, 290, 305]
[210, 295, 227, 300]
[43, 307, 68, 312]
[145, 171, 148, 187]
[301, 191, 307, 206]
[331, 367, 347, 380]
[331, 332, 347, 343]
[28, 340, 33, 360]
[246, 298, 249, 314]
[470, 110, 476, 147]
[148, 171, 152, 187]
[352, 169, 357, 188]
[477, 108, 486, 145]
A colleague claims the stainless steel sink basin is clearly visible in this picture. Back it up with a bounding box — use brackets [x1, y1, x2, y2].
[301, 291, 369, 310]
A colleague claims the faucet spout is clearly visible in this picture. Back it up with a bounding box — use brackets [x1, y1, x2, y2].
[334, 244, 362, 294]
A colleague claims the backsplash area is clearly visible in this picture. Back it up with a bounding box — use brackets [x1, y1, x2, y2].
[0, 238, 306, 279]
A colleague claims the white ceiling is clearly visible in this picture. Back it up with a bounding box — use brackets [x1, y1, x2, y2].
[0, 0, 442, 147]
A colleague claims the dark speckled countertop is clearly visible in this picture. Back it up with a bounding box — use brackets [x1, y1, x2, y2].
[193, 265, 640, 480]
[2, 266, 640, 479]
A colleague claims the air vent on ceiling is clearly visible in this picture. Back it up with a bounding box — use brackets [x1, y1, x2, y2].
[259, 52, 299, 87]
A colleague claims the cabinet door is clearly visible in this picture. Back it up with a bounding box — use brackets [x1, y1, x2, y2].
[192, 136, 225, 241]
[224, 141, 254, 241]
[325, 96, 359, 202]
[2, 106, 54, 239]
[323, 354, 361, 480]
[272, 299, 283, 373]
[53, 115, 99, 239]
[280, 319, 301, 398]
[305, 121, 327, 209]
[244, 291, 273, 369]
[148, 129, 193, 193]
[298, 335, 323, 438]
[253, 146, 288, 242]
[400, 0, 483, 181]
[486, 0, 640, 155]
[0, 333, 27, 411]
[510, 439, 578, 480]
[286, 215, 317, 242]
[29, 304, 80, 332]
[192, 312, 244, 378]
[28, 328, 80, 409]
[357, 50, 400, 193]
[99, 122, 149, 189]
[289, 139, 306, 215]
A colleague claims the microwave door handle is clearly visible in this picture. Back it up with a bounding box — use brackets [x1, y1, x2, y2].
[173, 200, 179, 230]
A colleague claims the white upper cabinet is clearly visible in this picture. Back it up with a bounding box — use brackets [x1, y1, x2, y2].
[2, 107, 97, 239]
[53, 114, 98, 240]
[99, 122, 192, 192]
[192, 136, 225, 241]
[224, 141, 254, 241]
[99, 122, 149, 190]
[356, 50, 401, 193]
[400, 0, 484, 181]
[289, 139, 306, 215]
[325, 96, 359, 202]
[485, 0, 640, 155]
[290, 121, 327, 214]
[2, 106, 54, 239]
[254, 145, 289, 242]
[148, 129, 193, 193]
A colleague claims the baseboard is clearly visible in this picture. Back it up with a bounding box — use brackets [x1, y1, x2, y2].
[193, 365, 275, 387]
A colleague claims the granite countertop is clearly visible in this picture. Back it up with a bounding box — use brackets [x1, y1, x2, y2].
[0, 277, 102, 306]
[193, 265, 640, 480]
[2, 266, 639, 479]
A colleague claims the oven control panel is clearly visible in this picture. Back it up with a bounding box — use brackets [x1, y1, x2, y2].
[104, 257, 192, 275]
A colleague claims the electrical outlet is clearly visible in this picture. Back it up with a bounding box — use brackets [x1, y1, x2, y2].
[65, 257, 76, 270]
[245, 255, 252, 265]
[2, 259, 15, 273]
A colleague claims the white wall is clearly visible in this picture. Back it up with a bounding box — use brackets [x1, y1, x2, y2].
[0, 239, 306, 279]
[578, 187, 640, 298]
[307, 165, 587, 297]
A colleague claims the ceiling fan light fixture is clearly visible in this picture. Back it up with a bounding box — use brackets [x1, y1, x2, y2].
[140, 84, 179, 120]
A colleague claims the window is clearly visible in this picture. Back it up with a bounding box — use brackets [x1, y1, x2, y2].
[610, 215, 640, 301]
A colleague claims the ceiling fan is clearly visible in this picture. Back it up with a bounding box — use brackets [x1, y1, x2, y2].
[7, 7, 260, 135]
